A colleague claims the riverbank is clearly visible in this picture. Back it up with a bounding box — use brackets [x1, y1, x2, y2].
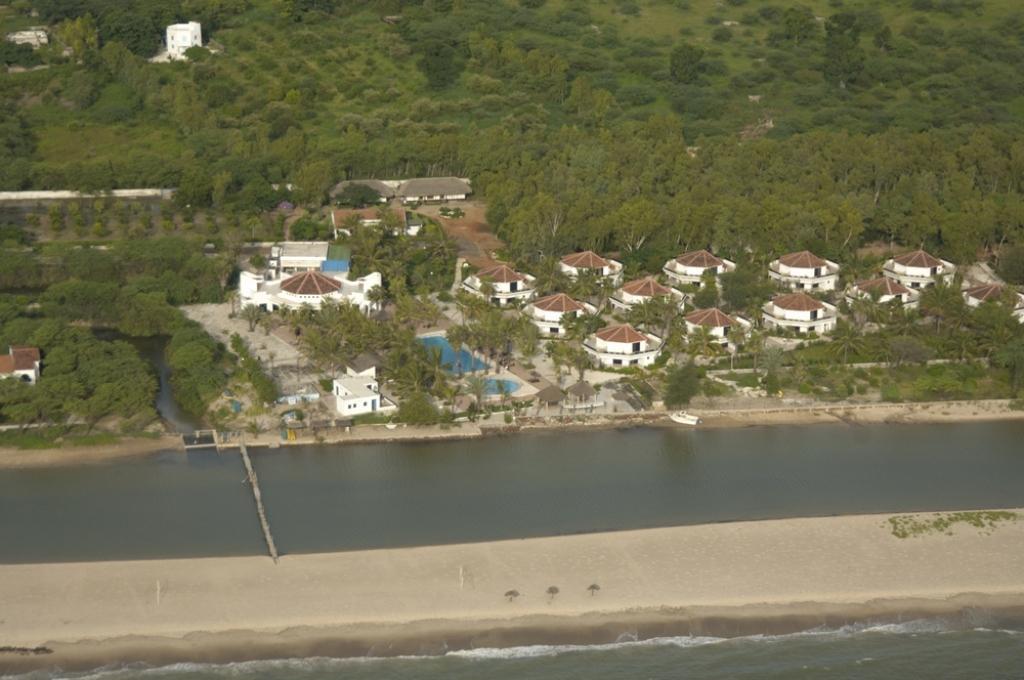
[0, 434, 182, 469]
[2, 509, 1022, 673]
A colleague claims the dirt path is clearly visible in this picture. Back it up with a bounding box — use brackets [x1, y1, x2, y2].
[417, 201, 504, 268]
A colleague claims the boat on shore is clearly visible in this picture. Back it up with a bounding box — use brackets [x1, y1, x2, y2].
[669, 411, 702, 425]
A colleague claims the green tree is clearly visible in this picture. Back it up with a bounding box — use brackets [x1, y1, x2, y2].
[669, 43, 704, 84]
[824, 13, 865, 89]
[664, 362, 700, 408]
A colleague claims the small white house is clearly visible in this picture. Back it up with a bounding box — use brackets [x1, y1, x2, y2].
[963, 283, 1024, 322]
[166, 22, 202, 60]
[684, 308, 751, 351]
[768, 251, 840, 292]
[277, 241, 330, 273]
[0, 346, 41, 385]
[663, 250, 736, 288]
[609, 276, 684, 311]
[558, 251, 623, 284]
[524, 293, 596, 337]
[462, 264, 535, 306]
[346, 351, 385, 380]
[763, 293, 838, 335]
[584, 324, 662, 368]
[6, 29, 48, 48]
[882, 250, 955, 289]
[333, 377, 394, 417]
[846, 277, 919, 308]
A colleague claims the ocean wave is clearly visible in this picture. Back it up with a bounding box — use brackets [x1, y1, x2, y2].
[444, 634, 728, 660]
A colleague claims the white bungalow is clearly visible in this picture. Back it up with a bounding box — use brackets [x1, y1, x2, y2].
[166, 22, 202, 60]
[763, 292, 838, 335]
[0, 346, 41, 385]
[462, 264, 535, 306]
[239, 269, 382, 313]
[276, 242, 330, 273]
[963, 284, 1024, 322]
[768, 251, 840, 291]
[524, 293, 596, 338]
[610, 276, 684, 311]
[846, 277, 920, 308]
[333, 377, 396, 417]
[558, 251, 624, 284]
[684, 308, 752, 351]
[882, 250, 955, 289]
[663, 250, 736, 288]
[584, 324, 662, 368]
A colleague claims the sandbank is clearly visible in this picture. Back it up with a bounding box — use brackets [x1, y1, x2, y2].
[2, 509, 1023, 672]
[0, 434, 182, 469]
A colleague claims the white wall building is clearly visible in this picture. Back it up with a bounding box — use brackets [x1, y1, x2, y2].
[240, 270, 381, 313]
[275, 242, 330, 273]
[763, 293, 838, 335]
[558, 251, 623, 284]
[684, 308, 751, 351]
[584, 324, 662, 368]
[0, 346, 41, 385]
[768, 251, 840, 292]
[663, 250, 736, 288]
[846, 277, 919, 308]
[166, 22, 202, 60]
[882, 250, 956, 289]
[609, 276, 684, 311]
[524, 293, 596, 338]
[462, 264, 535, 306]
[333, 377, 395, 417]
[6, 29, 48, 48]
[963, 284, 1024, 322]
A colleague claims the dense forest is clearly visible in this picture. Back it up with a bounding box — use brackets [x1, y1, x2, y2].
[1, 0, 1023, 270]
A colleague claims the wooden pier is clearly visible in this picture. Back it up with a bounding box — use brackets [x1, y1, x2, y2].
[239, 442, 279, 563]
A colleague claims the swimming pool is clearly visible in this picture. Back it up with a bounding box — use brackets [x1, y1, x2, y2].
[484, 378, 520, 395]
[418, 335, 488, 374]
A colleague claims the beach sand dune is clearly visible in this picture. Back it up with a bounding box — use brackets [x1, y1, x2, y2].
[2, 510, 1023, 671]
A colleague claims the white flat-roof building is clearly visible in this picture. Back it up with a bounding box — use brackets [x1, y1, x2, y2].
[763, 292, 838, 335]
[963, 284, 1024, 322]
[524, 293, 596, 338]
[333, 377, 396, 417]
[0, 346, 41, 385]
[882, 250, 955, 289]
[663, 250, 736, 288]
[609, 276, 684, 311]
[584, 324, 662, 368]
[277, 242, 330, 273]
[684, 308, 751, 351]
[768, 251, 840, 292]
[166, 22, 202, 60]
[558, 251, 623, 284]
[846, 277, 919, 308]
[6, 29, 48, 48]
[462, 264, 535, 306]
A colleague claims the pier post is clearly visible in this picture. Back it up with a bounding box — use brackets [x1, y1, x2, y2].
[240, 442, 279, 563]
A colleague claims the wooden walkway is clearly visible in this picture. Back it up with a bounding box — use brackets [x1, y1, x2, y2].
[240, 442, 279, 563]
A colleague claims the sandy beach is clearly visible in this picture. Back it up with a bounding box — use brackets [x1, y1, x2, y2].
[2, 509, 1022, 672]
[0, 434, 182, 469]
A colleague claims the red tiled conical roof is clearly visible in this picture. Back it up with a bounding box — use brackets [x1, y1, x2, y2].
[685, 308, 736, 328]
[857, 277, 910, 296]
[477, 264, 525, 283]
[675, 249, 724, 268]
[772, 292, 825, 311]
[964, 283, 1004, 302]
[620, 276, 671, 297]
[893, 250, 942, 268]
[778, 250, 827, 268]
[280, 271, 342, 295]
[596, 324, 648, 344]
[561, 250, 610, 269]
[532, 293, 585, 313]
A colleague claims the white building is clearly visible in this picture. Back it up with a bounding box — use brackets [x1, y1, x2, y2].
[275, 242, 330, 273]
[882, 250, 955, 289]
[0, 346, 41, 385]
[584, 324, 662, 368]
[684, 308, 751, 351]
[462, 264, 535, 306]
[240, 269, 381, 313]
[763, 292, 838, 335]
[166, 22, 202, 60]
[663, 249, 736, 288]
[6, 29, 48, 48]
[524, 293, 596, 338]
[768, 251, 840, 291]
[558, 251, 623, 284]
[963, 284, 1024, 322]
[846, 277, 919, 308]
[333, 377, 395, 417]
[609, 276, 684, 311]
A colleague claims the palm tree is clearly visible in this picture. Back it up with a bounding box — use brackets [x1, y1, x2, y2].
[587, 583, 601, 596]
[465, 375, 488, 409]
[919, 281, 964, 333]
[240, 304, 262, 332]
[546, 585, 559, 602]
[687, 326, 721, 363]
[829, 321, 865, 365]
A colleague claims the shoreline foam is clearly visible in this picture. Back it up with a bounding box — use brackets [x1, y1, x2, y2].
[2, 510, 1022, 673]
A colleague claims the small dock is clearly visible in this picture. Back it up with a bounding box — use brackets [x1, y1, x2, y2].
[240, 442, 279, 563]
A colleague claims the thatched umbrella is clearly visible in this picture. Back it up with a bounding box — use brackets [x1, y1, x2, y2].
[567, 380, 596, 408]
[534, 384, 565, 416]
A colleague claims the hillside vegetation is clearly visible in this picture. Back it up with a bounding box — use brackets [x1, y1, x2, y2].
[1, 0, 1023, 271]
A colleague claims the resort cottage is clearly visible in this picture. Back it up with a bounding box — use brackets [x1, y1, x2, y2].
[663, 250, 736, 288]
[333, 377, 395, 417]
[882, 250, 955, 289]
[763, 292, 838, 335]
[768, 251, 840, 292]
[584, 324, 662, 367]
[610, 276, 683, 311]
[165, 22, 202, 60]
[524, 293, 596, 337]
[558, 251, 624, 284]
[846, 277, 920, 308]
[331, 177, 472, 204]
[684, 308, 751, 351]
[963, 284, 1024, 322]
[0, 346, 41, 384]
[346, 351, 385, 380]
[462, 264, 535, 306]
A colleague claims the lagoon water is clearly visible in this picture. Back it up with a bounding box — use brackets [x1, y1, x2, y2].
[2, 422, 1024, 563]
